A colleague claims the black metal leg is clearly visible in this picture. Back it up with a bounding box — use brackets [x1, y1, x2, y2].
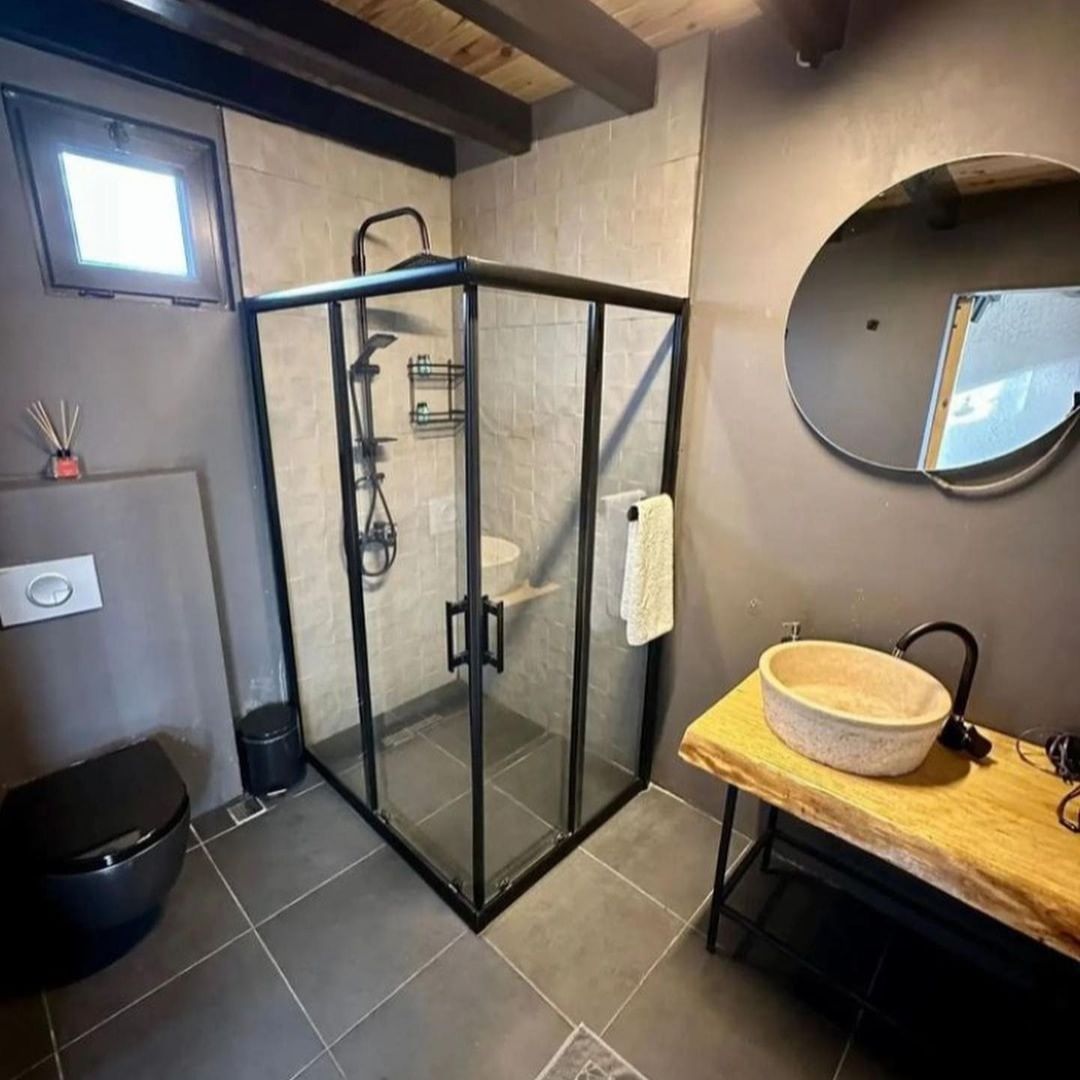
[706, 784, 740, 953]
[760, 804, 779, 873]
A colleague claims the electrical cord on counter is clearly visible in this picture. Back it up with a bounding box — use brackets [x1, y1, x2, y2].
[1016, 729, 1080, 833]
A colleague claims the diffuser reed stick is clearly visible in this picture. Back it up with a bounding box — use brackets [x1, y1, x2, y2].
[26, 399, 82, 478]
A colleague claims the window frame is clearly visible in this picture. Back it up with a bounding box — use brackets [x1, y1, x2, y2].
[4, 86, 231, 306]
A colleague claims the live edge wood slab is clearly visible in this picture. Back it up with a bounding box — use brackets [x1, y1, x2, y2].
[679, 673, 1080, 963]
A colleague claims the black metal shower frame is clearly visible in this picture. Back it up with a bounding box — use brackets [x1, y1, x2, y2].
[243, 256, 690, 930]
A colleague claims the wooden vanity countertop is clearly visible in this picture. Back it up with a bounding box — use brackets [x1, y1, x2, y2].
[679, 673, 1080, 963]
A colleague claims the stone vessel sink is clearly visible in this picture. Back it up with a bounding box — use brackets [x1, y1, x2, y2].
[759, 641, 953, 777]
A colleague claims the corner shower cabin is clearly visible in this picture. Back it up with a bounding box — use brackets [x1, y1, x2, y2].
[245, 207, 688, 927]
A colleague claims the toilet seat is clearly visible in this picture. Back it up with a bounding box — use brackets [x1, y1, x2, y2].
[1, 740, 188, 873]
[0, 739, 190, 928]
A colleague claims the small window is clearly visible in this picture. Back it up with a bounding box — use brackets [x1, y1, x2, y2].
[4, 86, 230, 305]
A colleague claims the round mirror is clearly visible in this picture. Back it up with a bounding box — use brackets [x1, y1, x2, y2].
[785, 154, 1080, 479]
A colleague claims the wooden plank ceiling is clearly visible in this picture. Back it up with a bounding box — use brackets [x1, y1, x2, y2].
[870, 155, 1078, 210]
[330, 0, 757, 101]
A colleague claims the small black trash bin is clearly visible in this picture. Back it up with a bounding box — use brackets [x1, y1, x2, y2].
[237, 704, 303, 796]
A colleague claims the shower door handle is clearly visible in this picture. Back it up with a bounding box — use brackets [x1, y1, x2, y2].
[445, 598, 468, 672]
[482, 597, 505, 673]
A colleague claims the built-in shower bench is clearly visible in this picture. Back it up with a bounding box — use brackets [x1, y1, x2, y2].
[679, 672, 1080, 981]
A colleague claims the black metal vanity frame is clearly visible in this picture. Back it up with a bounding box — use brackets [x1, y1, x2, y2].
[243, 256, 690, 930]
[707, 787, 1072, 1030]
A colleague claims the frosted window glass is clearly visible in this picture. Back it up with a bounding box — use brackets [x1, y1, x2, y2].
[935, 289, 1080, 470]
[60, 152, 191, 276]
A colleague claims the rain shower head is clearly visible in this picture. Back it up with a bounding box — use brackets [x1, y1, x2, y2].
[353, 332, 398, 371]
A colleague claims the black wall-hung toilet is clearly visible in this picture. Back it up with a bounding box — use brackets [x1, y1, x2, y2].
[0, 738, 190, 931]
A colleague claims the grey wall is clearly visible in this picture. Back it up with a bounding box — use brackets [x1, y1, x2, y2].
[654, 0, 1080, 816]
[0, 472, 240, 814]
[0, 40, 283, 723]
[787, 182, 1080, 469]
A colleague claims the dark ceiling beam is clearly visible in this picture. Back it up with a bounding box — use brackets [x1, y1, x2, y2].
[755, 0, 851, 67]
[98, 0, 531, 154]
[437, 0, 657, 114]
[902, 166, 961, 230]
[0, 0, 456, 173]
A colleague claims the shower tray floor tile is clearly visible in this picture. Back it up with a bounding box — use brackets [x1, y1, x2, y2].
[492, 734, 636, 830]
[424, 698, 547, 774]
[409, 784, 558, 892]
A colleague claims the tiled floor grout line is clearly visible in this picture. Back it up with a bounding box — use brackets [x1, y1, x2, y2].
[578, 846, 695, 927]
[686, 834, 758, 941]
[648, 781, 735, 830]
[47, 809, 381, 1057]
[489, 776, 561, 833]
[285, 1049, 334, 1080]
[599, 895, 712, 1039]
[40, 992, 63, 1079]
[829, 925, 895, 1080]
[324, 929, 469, 1053]
[480, 935, 578, 1030]
[10, 1054, 57, 1080]
[192, 777, 327, 846]
[333, 748, 471, 831]
[53, 928, 254, 1052]
[193, 833, 343, 1075]
[254, 843, 387, 927]
[417, 725, 549, 785]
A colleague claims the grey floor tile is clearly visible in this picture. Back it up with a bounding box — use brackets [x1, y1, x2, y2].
[695, 863, 892, 1000]
[606, 930, 852, 1080]
[338, 734, 470, 824]
[333, 934, 570, 1080]
[192, 765, 325, 843]
[377, 681, 466, 731]
[415, 784, 557, 891]
[493, 735, 633, 830]
[585, 787, 729, 919]
[207, 785, 382, 922]
[0, 988, 51, 1080]
[834, 1017, 931, 1080]
[486, 850, 682, 1031]
[310, 726, 364, 774]
[293, 1052, 343, 1080]
[59, 935, 321, 1080]
[426, 701, 546, 773]
[45, 848, 249, 1046]
[19, 1058, 60, 1080]
[259, 847, 463, 1043]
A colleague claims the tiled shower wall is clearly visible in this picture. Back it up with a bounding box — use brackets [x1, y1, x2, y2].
[451, 38, 707, 766]
[224, 111, 459, 744]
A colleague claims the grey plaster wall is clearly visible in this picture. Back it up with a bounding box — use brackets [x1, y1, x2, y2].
[655, 0, 1080, 816]
[0, 472, 239, 815]
[0, 39, 283, 720]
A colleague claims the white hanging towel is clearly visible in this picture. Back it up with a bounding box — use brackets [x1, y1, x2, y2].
[620, 494, 674, 646]
[592, 488, 646, 633]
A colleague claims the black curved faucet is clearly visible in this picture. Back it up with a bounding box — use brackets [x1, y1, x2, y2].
[892, 621, 992, 760]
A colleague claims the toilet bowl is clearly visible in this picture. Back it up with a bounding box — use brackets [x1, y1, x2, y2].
[0, 739, 190, 930]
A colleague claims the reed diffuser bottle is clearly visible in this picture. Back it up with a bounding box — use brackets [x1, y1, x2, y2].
[26, 399, 82, 479]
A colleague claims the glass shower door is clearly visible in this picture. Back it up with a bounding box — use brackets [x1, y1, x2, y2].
[462, 287, 594, 899]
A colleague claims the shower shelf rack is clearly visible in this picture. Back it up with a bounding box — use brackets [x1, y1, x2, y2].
[408, 357, 464, 429]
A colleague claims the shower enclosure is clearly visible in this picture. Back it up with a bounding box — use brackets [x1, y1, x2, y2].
[245, 255, 688, 928]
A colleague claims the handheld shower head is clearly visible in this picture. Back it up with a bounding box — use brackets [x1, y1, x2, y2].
[353, 333, 398, 371]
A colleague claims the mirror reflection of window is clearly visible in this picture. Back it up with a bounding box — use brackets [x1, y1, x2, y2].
[784, 153, 1080, 482]
[925, 288, 1080, 471]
